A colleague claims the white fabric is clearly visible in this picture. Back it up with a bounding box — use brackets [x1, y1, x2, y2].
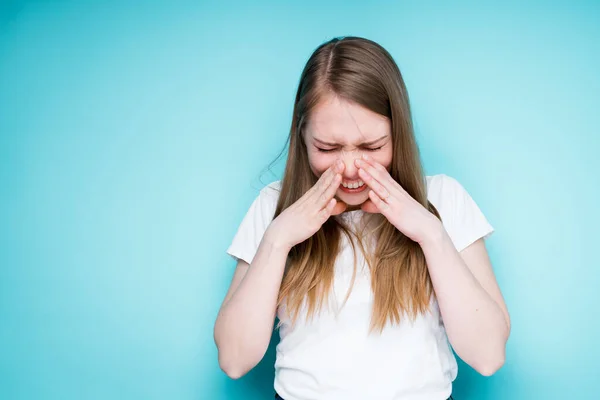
[226, 174, 495, 400]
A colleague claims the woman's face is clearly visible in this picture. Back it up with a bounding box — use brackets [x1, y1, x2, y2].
[304, 94, 393, 210]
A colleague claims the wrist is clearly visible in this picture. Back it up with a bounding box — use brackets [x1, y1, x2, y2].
[418, 219, 448, 252]
[263, 226, 293, 253]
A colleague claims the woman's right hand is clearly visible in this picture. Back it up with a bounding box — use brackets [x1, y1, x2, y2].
[268, 160, 347, 250]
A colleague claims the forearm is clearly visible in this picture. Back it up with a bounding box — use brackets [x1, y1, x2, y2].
[214, 229, 290, 378]
[420, 226, 509, 376]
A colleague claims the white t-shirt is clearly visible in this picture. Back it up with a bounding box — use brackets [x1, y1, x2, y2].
[226, 174, 495, 400]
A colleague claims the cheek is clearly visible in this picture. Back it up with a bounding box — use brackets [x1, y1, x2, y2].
[308, 151, 336, 176]
[373, 147, 393, 170]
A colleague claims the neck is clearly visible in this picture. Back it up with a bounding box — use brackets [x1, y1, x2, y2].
[345, 204, 362, 212]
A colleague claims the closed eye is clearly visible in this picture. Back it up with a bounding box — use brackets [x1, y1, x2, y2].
[316, 145, 384, 153]
[365, 146, 384, 152]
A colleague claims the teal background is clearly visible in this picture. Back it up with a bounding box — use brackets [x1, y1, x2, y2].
[1, 1, 598, 399]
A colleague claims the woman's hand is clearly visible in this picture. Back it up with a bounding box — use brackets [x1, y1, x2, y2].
[268, 160, 347, 250]
[355, 154, 442, 246]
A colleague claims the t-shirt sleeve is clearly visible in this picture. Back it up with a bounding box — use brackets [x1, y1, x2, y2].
[226, 183, 279, 265]
[438, 174, 495, 252]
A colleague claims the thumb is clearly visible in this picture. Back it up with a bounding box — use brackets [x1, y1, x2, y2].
[330, 199, 348, 216]
[360, 199, 381, 214]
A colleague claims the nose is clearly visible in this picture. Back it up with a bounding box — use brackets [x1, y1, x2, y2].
[340, 149, 360, 179]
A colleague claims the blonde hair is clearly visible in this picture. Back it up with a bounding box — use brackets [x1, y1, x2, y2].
[272, 36, 441, 333]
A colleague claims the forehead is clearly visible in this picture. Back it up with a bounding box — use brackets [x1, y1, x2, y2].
[306, 95, 390, 143]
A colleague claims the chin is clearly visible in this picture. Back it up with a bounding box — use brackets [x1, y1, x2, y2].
[336, 190, 369, 206]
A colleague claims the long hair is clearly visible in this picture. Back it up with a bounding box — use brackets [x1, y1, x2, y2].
[272, 36, 441, 333]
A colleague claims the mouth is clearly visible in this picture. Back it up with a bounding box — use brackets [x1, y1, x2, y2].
[339, 179, 367, 194]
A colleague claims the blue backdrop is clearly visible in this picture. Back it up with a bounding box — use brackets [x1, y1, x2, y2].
[1, 1, 598, 399]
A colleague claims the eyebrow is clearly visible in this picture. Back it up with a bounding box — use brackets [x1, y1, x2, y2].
[313, 134, 389, 147]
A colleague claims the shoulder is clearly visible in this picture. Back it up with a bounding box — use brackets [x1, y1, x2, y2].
[426, 173, 481, 215]
[247, 179, 282, 219]
[261, 179, 282, 197]
[426, 173, 494, 251]
[257, 179, 282, 206]
[426, 173, 466, 205]
[226, 180, 283, 264]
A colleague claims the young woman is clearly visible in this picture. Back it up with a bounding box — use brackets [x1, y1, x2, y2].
[214, 36, 510, 400]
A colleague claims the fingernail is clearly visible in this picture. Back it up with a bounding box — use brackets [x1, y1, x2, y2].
[362, 154, 369, 160]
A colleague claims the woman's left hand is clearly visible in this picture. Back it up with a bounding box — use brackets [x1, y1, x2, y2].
[355, 154, 443, 246]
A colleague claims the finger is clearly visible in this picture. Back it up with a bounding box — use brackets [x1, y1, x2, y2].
[330, 199, 348, 216]
[309, 160, 344, 201]
[305, 170, 336, 208]
[301, 163, 337, 205]
[357, 166, 390, 201]
[355, 156, 397, 192]
[360, 198, 380, 214]
[368, 189, 390, 212]
[317, 171, 343, 209]
[360, 153, 388, 174]
[319, 198, 338, 220]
